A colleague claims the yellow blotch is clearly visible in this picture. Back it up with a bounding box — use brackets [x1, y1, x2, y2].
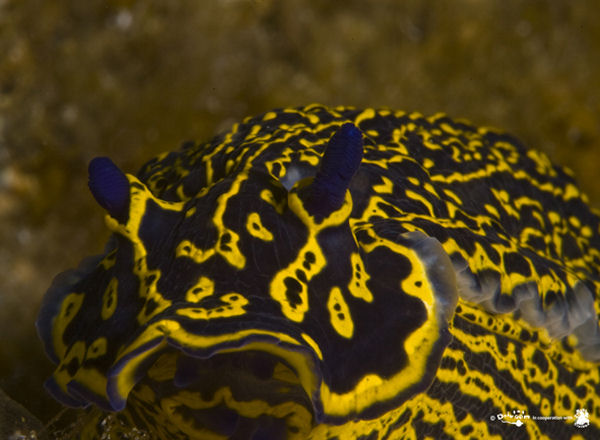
[514, 196, 543, 211]
[408, 176, 420, 186]
[493, 188, 510, 204]
[372, 176, 394, 194]
[354, 108, 375, 126]
[443, 189, 462, 205]
[225, 159, 236, 174]
[306, 112, 320, 124]
[261, 189, 286, 214]
[249, 124, 262, 137]
[86, 337, 107, 360]
[440, 122, 460, 136]
[298, 149, 320, 165]
[401, 262, 434, 314]
[216, 229, 245, 269]
[176, 293, 248, 320]
[564, 183, 580, 200]
[484, 203, 500, 218]
[327, 287, 354, 339]
[569, 216, 581, 228]
[547, 211, 561, 224]
[246, 212, 274, 241]
[101, 277, 118, 320]
[347, 253, 372, 302]
[175, 184, 186, 201]
[185, 276, 215, 303]
[423, 182, 438, 196]
[423, 138, 443, 152]
[176, 240, 216, 264]
[361, 157, 390, 169]
[53, 293, 84, 359]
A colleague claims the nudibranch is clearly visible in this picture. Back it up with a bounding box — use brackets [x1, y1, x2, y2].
[37, 105, 600, 439]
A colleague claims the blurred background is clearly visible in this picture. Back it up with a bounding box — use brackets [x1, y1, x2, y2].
[1, 0, 599, 433]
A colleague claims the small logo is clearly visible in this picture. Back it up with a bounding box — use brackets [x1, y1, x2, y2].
[489, 408, 591, 428]
[574, 408, 590, 428]
[491, 409, 529, 427]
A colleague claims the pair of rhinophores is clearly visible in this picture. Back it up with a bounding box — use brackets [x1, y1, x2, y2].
[37, 105, 600, 439]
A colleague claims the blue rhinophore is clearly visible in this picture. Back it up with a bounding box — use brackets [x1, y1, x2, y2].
[88, 157, 130, 220]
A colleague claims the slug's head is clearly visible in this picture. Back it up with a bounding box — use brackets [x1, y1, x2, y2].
[37, 121, 457, 438]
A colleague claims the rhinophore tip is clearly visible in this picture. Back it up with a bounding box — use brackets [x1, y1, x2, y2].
[306, 122, 363, 217]
[88, 157, 130, 220]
